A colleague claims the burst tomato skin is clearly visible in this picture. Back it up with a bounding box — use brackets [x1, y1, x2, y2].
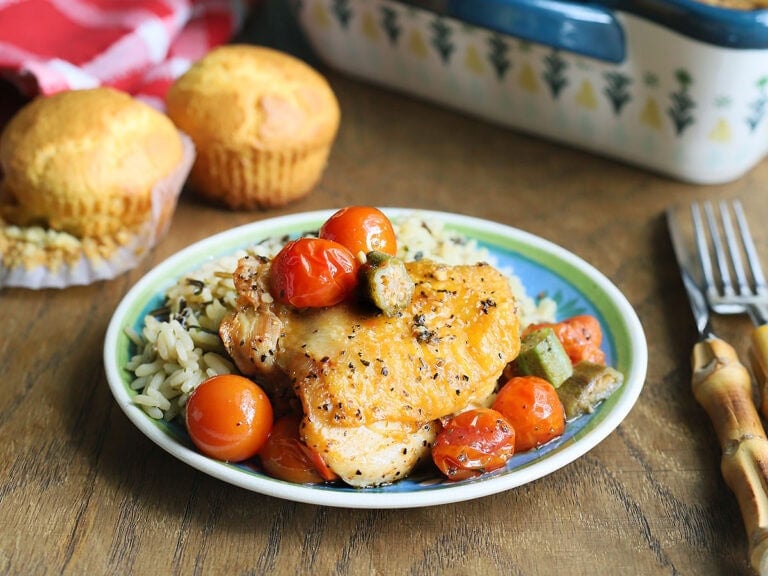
[269, 237, 359, 308]
[492, 375, 565, 452]
[258, 414, 339, 483]
[431, 408, 516, 481]
[185, 375, 273, 462]
[319, 206, 397, 257]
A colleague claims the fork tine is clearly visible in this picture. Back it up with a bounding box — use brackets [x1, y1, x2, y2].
[703, 200, 736, 298]
[733, 199, 768, 298]
[691, 198, 768, 315]
[719, 200, 751, 297]
[690, 198, 768, 325]
[691, 202, 728, 291]
[692, 202, 716, 290]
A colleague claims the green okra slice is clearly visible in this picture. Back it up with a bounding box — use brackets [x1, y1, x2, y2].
[557, 361, 624, 420]
[515, 327, 573, 388]
[358, 250, 414, 317]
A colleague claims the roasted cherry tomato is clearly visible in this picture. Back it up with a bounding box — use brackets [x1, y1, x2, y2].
[258, 414, 339, 483]
[524, 314, 605, 365]
[269, 237, 359, 308]
[563, 315, 603, 347]
[492, 375, 565, 452]
[185, 374, 273, 462]
[319, 206, 397, 257]
[431, 408, 516, 481]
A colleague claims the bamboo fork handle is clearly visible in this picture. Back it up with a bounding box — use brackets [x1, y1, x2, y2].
[751, 325, 768, 420]
[693, 337, 768, 575]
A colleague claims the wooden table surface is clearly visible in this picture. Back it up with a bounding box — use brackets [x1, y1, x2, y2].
[3, 3, 768, 575]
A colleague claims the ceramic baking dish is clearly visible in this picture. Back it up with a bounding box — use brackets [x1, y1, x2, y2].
[293, 0, 768, 184]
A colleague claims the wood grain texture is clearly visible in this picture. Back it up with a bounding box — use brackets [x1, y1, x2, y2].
[2, 3, 768, 574]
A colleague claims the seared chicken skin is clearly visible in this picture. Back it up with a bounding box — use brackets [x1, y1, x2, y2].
[220, 255, 520, 486]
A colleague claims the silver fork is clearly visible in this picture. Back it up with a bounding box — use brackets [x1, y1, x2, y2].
[667, 201, 768, 574]
[694, 199, 768, 324]
[692, 200, 768, 408]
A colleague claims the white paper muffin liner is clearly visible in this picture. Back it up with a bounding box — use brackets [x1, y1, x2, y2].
[0, 132, 195, 289]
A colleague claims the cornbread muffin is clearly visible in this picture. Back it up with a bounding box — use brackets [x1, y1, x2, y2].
[0, 87, 185, 237]
[0, 87, 195, 289]
[165, 45, 340, 209]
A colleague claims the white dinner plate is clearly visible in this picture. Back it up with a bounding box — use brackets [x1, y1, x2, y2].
[104, 209, 647, 509]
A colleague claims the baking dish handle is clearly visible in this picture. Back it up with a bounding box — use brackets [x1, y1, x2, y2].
[447, 0, 625, 63]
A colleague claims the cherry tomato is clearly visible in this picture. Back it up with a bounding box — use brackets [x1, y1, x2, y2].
[319, 206, 397, 257]
[562, 315, 605, 364]
[524, 314, 605, 365]
[269, 237, 359, 308]
[492, 375, 565, 452]
[564, 315, 603, 347]
[431, 408, 516, 481]
[185, 374, 273, 462]
[258, 414, 339, 483]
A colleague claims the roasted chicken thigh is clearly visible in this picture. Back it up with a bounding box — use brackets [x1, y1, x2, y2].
[220, 254, 520, 486]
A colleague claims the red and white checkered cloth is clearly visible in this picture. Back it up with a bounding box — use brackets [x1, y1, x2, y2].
[0, 0, 250, 109]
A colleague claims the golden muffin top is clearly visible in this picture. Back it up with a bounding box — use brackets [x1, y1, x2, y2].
[0, 87, 184, 237]
[165, 45, 340, 151]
